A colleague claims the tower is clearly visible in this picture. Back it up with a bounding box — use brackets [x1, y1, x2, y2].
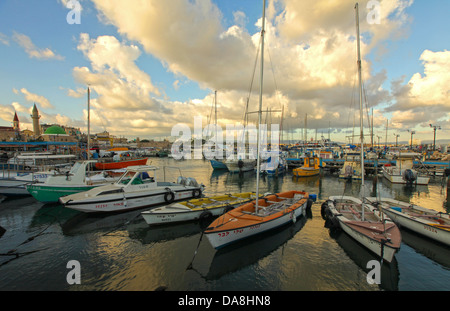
[13, 111, 19, 130]
[31, 103, 41, 137]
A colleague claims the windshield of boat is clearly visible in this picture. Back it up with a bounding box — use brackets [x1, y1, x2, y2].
[69, 162, 82, 174]
[117, 170, 155, 185]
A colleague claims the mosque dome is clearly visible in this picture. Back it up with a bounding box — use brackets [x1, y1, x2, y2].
[44, 125, 67, 135]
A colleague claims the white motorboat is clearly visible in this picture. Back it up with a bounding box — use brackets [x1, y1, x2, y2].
[382, 152, 429, 185]
[59, 165, 205, 213]
[366, 197, 450, 246]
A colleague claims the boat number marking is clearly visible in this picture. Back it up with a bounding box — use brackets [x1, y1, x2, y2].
[95, 204, 108, 209]
[424, 225, 438, 233]
[218, 232, 230, 237]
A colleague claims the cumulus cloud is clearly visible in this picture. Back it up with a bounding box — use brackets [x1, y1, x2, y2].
[19, 88, 54, 109]
[386, 49, 450, 128]
[12, 32, 64, 60]
[89, 0, 414, 136]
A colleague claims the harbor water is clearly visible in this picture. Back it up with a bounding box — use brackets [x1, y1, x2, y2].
[1, 157, 450, 291]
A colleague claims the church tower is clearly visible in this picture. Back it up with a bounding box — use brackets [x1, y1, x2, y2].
[31, 103, 41, 137]
[13, 111, 19, 130]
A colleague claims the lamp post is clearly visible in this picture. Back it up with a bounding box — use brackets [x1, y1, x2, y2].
[429, 124, 441, 151]
[394, 134, 400, 147]
[407, 130, 415, 150]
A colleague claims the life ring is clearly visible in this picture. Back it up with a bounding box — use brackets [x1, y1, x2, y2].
[164, 191, 175, 203]
[193, 189, 202, 198]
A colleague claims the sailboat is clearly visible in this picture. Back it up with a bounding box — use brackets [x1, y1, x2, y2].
[321, 3, 401, 263]
[204, 0, 310, 249]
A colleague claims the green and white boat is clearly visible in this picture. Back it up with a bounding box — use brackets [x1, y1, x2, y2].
[26, 160, 120, 203]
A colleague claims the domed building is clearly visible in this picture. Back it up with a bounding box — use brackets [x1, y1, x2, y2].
[41, 125, 77, 143]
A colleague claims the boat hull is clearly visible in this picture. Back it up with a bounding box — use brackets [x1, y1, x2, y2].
[323, 196, 401, 263]
[210, 160, 228, 170]
[367, 197, 450, 246]
[141, 193, 255, 226]
[293, 168, 319, 177]
[382, 168, 429, 185]
[0, 179, 29, 196]
[27, 184, 97, 203]
[62, 187, 201, 213]
[95, 158, 148, 170]
[205, 191, 309, 249]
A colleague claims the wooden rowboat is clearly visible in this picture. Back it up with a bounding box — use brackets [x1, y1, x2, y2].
[204, 191, 310, 249]
[366, 197, 450, 246]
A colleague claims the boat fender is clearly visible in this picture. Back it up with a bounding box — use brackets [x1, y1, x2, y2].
[306, 199, 313, 210]
[238, 159, 244, 168]
[164, 189, 175, 203]
[193, 189, 202, 198]
[320, 201, 329, 220]
[224, 205, 234, 213]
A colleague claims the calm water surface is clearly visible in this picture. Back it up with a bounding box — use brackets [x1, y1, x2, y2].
[1, 157, 450, 291]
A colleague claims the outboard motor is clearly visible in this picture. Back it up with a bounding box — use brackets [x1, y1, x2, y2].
[177, 176, 187, 186]
[402, 169, 417, 184]
[186, 177, 199, 187]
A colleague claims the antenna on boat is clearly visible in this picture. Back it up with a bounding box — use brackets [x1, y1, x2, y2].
[355, 3, 365, 220]
[255, 0, 266, 214]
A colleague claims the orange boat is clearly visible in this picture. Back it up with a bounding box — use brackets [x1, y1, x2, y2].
[204, 190, 310, 249]
[95, 157, 148, 170]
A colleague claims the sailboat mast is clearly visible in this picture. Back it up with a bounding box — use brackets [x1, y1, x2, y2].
[87, 86, 90, 161]
[255, 0, 266, 214]
[355, 3, 365, 219]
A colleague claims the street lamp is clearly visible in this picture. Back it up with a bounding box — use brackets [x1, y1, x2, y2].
[429, 124, 441, 151]
[394, 134, 400, 147]
[407, 130, 415, 150]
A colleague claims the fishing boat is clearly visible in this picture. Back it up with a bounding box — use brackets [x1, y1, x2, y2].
[141, 192, 256, 226]
[338, 151, 361, 180]
[59, 165, 204, 213]
[293, 156, 321, 177]
[382, 152, 429, 185]
[204, 0, 310, 250]
[365, 197, 450, 246]
[321, 3, 401, 263]
[26, 160, 120, 203]
[94, 156, 148, 170]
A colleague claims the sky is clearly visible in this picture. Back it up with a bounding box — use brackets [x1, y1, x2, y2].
[0, 0, 449, 145]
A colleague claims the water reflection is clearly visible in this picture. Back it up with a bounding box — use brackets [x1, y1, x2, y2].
[328, 229, 399, 291]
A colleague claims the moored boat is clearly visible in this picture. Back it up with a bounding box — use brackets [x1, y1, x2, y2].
[321, 3, 402, 264]
[141, 192, 256, 226]
[204, 191, 310, 249]
[382, 152, 430, 185]
[293, 156, 321, 177]
[321, 196, 401, 263]
[59, 165, 204, 213]
[26, 160, 120, 203]
[94, 157, 148, 170]
[365, 197, 450, 246]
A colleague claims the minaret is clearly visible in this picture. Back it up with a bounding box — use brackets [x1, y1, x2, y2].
[31, 103, 41, 137]
[13, 111, 19, 130]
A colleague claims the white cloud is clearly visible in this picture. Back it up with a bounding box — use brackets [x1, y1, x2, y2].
[12, 32, 64, 60]
[20, 88, 54, 109]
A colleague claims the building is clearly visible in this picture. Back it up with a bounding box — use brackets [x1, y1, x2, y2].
[0, 112, 20, 141]
[31, 103, 41, 137]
